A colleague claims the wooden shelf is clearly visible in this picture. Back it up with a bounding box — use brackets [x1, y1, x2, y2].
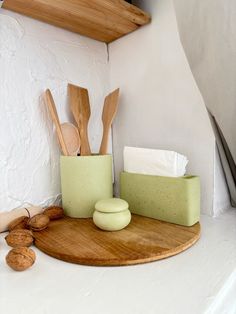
[2, 0, 151, 43]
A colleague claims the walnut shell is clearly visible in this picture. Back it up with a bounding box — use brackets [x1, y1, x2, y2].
[43, 206, 64, 220]
[6, 247, 36, 271]
[5, 229, 34, 248]
[28, 214, 50, 231]
[8, 216, 29, 231]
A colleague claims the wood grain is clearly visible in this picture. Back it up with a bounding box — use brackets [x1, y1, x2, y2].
[99, 88, 120, 155]
[68, 84, 91, 156]
[61, 123, 80, 156]
[2, 0, 151, 43]
[33, 215, 200, 266]
[45, 89, 69, 156]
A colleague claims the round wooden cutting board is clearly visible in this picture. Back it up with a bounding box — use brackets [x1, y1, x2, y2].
[33, 215, 200, 266]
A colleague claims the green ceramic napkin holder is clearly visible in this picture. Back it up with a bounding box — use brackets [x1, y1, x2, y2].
[120, 172, 200, 226]
[60, 155, 113, 218]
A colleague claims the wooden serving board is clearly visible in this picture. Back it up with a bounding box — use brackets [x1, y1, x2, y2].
[33, 215, 200, 266]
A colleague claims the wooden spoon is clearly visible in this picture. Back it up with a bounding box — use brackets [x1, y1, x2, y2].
[99, 88, 120, 155]
[68, 84, 91, 156]
[45, 89, 69, 156]
[61, 123, 80, 156]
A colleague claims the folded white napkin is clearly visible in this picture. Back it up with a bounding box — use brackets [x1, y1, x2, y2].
[124, 146, 188, 177]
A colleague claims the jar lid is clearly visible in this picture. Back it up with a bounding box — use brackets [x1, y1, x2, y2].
[95, 198, 129, 213]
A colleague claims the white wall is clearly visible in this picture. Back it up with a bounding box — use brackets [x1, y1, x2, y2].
[214, 147, 231, 216]
[109, 0, 216, 214]
[173, 0, 236, 165]
[0, 8, 108, 212]
[173, 0, 234, 211]
[1, 1, 228, 216]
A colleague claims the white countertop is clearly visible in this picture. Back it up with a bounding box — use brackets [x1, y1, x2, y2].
[1, 209, 236, 314]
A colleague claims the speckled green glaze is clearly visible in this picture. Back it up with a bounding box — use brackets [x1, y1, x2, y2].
[60, 155, 113, 218]
[120, 172, 200, 226]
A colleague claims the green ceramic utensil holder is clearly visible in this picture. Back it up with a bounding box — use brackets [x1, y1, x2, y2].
[60, 155, 113, 218]
[120, 172, 200, 226]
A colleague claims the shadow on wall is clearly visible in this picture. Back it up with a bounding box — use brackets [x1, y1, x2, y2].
[173, 0, 236, 208]
[209, 111, 236, 207]
[109, 0, 216, 215]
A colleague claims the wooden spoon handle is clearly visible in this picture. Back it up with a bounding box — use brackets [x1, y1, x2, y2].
[99, 89, 119, 155]
[79, 123, 91, 156]
[45, 89, 69, 156]
[99, 126, 111, 155]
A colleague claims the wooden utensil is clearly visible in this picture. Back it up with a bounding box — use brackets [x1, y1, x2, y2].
[68, 84, 91, 156]
[33, 215, 200, 266]
[61, 123, 80, 156]
[99, 88, 120, 155]
[45, 89, 69, 156]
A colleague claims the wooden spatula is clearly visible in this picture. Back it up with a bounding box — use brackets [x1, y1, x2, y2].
[68, 84, 91, 156]
[99, 88, 120, 155]
[45, 89, 69, 156]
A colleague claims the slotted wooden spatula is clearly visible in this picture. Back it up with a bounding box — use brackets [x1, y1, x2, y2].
[68, 84, 91, 156]
[99, 88, 120, 155]
[45, 89, 69, 156]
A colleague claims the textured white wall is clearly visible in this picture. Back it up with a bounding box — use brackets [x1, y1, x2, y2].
[109, 0, 216, 214]
[0, 8, 108, 212]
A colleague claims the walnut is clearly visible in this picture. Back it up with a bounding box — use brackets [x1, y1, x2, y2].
[8, 216, 29, 231]
[28, 214, 50, 231]
[5, 229, 34, 248]
[43, 206, 64, 220]
[6, 247, 36, 271]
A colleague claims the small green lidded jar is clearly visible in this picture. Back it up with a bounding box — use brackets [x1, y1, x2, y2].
[93, 198, 131, 231]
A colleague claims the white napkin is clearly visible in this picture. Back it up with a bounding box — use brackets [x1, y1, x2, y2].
[124, 146, 188, 177]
